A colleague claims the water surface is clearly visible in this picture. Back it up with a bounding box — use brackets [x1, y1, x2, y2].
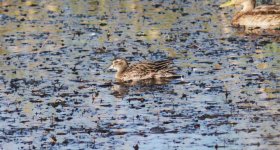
[0, 0, 280, 149]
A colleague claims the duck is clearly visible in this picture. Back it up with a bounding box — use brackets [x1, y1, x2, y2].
[220, 0, 280, 30]
[108, 58, 177, 81]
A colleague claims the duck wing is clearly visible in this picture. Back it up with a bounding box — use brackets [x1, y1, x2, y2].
[146, 60, 178, 78]
[121, 63, 154, 80]
[144, 60, 174, 72]
[253, 5, 280, 13]
[123, 60, 176, 80]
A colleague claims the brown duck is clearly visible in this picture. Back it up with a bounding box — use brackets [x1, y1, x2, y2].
[220, 0, 280, 29]
[108, 58, 177, 81]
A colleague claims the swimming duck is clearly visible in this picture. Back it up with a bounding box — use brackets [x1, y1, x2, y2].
[108, 58, 177, 81]
[220, 0, 280, 29]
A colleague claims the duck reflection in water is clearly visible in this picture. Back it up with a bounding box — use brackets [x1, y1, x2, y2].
[111, 78, 180, 98]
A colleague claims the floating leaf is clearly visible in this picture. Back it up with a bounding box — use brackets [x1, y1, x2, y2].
[25, 1, 37, 6]
[257, 63, 268, 69]
[46, 4, 59, 12]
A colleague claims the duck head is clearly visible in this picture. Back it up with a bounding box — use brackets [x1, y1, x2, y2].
[108, 58, 128, 72]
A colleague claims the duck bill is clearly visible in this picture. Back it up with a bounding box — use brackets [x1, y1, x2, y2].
[106, 64, 115, 72]
[220, 0, 235, 7]
[108, 64, 114, 70]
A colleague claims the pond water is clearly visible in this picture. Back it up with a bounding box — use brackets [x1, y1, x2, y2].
[0, 0, 280, 149]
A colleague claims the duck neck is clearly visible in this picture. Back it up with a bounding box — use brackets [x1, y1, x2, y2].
[116, 67, 126, 79]
[241, 0, 256, 12]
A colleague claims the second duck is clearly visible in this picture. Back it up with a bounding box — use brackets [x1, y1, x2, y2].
[220, 0, 280, 30]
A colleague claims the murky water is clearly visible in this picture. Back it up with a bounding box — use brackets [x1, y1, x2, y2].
[0, 0, 280, 149]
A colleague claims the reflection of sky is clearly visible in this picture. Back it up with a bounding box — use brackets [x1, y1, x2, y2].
[0, 0, 280, 149]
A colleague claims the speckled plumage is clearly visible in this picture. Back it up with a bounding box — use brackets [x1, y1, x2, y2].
[220, 0, 280, 29]
[109, 58, 177, 81]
